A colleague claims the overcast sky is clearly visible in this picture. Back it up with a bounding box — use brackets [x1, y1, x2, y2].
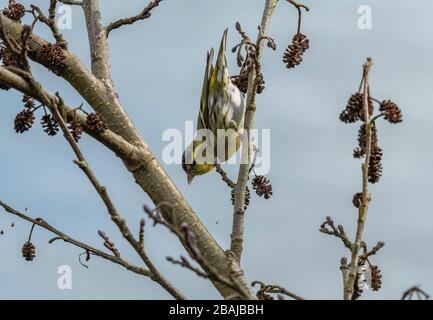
[1, 0, 433, 300]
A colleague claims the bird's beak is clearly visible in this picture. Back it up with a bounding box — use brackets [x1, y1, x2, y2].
[187, 173, 195, 185]
[216, 28, 228, 77]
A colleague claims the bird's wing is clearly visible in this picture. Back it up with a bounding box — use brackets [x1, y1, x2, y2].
[197, 48, 214, 131]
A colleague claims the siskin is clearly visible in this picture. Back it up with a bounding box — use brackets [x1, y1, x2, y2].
[182, 29, 246, 184]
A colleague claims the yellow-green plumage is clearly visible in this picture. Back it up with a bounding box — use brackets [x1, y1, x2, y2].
[182, 29, 246, 184]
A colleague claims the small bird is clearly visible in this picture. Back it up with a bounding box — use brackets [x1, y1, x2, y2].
[182, 29, 246, 184]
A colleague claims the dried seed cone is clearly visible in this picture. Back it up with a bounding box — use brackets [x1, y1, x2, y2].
[2, 1, 25, 21]
[40, 43, 66, 70]
[86, 112, 108, 133]
[231, 187, 250, 210]
[232, 73, 248, 94]
[370, 265, 382, 291]
[354, 124, 378, 158]
[22, 241, 36, 261]
[340, 93, 363, 123]
[232, 71, 265, 94]
[252, 175, 273, 199]
[355, 123, 383, 183]
[23, 95, 35, 109]
[283, 33, 309, 69]
[353, 147, 364, 159]
[352, 272, 363, 300]
[14, 109, 35, 133]
[41, 114, 59, 136]
[368, 146, 383, 184]
[68, 119, 83, 142]
[352, 192, 363, 208]
[379, 100, 403, 124]
[0, 44, 18, 67]
[256, 72, 266, 94]
[340, 93, 373, 123]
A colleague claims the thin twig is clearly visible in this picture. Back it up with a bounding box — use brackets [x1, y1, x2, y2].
[401, 286, 430, 300]
[105, 0, 163, 36]
[285, 0, 309, 34]
[0, 200, 150, 276]
[30, 2, 67, 47]
[166, 255, 245, 299]
[252, 281, 304, 300]
[319, 216, 352, 250]
[358, 241, 385, 263]
[215, 163, 236, 188]
[286, 0, 310, 12]
[58, 0, 82, 5]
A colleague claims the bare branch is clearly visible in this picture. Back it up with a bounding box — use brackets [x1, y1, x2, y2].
[231, 0, 279, 261]
[105, 0, 163, 36]
[97, 230, 121, 258]
[215, 163, 236, 189]
[82, 0, 112, 84]
[0, 66, 142, 163]
[143, 204, 255, 300]
[344, 58, 374, 300]
[30, 1, 67, 47]
[6, 62, 184, 299]
[319, 216, 352, 250]
[58, 0, 82, 5]
[402, 286, 430, 300]
[358, 241, 385, 263]
[49, 92, 185, 300]
[286, 0, 310, 12]
[252, 281, 304, 300]
[165, 255, 245, 299]
[0, 200, 151, 277]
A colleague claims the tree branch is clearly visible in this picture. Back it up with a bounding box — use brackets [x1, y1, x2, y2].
[344, 58, 374, 300]
[0, 66, 142, 162]
[30, 1, 67, 47]
[252, 281, 304, 300]
[231, 0, 279, 261]
[8, 64, 185, 298]
[143, 204, 253, 300]
[105, 0, 163, 36]
[82, 0, 112, 85]
[58, 0, 82, 5]
[49, 91, 185, 300]
[0, 200, 151, 277]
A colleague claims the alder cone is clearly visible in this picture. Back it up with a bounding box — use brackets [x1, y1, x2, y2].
[22, 241, 36, 261]
[283, 33, 309, 69]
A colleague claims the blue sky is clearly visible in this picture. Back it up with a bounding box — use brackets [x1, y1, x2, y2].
[1, 0, 433, 299]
